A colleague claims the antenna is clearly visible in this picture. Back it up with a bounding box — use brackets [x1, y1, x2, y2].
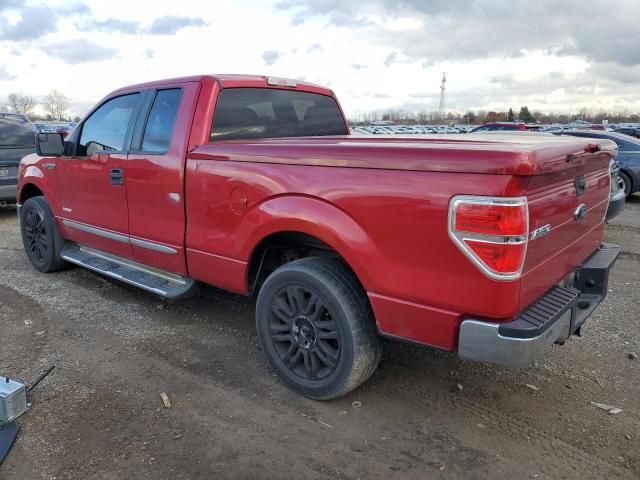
[438, 72, 447, 118]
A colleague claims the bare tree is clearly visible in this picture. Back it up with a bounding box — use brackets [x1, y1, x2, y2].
[7, 93, 36, 116]
[44, 89, 70, 121]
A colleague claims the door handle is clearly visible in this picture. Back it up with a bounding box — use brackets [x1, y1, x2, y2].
[110, 168, 124, 186]
[575, 176, 586, 197]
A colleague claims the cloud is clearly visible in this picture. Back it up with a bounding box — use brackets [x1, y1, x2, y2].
[0, 2, 90, 41]
[42, 38, 118, 64]
[307, 43, 322, 53]
[384, 51, 397, 67]
[0, 64, 14, 80]
[148, 15, 207, 35]
[0, 5, 59, 40]
[0, 0, 23, 11]
[76, 15, 210, 36]
[77, 18, 141, 34]
[488, 74, 516, 86]
[587, 62, 640, 85]
[276, 0, 640, 68]
[262, 50, 282, 66]
[3, 4, 206, 41]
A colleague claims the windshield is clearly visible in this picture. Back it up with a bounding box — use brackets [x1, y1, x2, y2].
[0, 114, 36, 147]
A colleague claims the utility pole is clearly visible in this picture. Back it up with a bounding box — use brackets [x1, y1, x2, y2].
[438, 72, 447, 119]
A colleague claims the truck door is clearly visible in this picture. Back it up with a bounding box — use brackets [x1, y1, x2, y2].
[125, 82, 199, 274]
[57, 93, 141, 259]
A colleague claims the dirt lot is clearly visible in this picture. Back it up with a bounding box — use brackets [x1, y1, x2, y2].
[1, 197, 639, 480]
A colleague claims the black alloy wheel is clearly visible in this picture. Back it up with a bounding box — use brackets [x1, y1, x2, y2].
[256, 257, 382, 400]
[23, 207, 48, 263]
[269, 285, 341, 381]
[20, 196, 67, 272]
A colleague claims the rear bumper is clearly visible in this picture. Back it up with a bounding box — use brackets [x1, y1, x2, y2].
[458, 243, 620, 367]
[606, 188, 626, 221]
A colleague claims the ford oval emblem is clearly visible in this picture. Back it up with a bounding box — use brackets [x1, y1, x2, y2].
[574, 204, 588, 221]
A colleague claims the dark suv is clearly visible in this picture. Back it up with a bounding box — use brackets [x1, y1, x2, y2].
[0, 113, 36, 202]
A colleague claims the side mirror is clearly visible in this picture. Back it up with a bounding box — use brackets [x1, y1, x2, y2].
[36, 132, 64, 157]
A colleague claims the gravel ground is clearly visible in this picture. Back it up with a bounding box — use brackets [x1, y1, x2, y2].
[0, 197, 639, 480]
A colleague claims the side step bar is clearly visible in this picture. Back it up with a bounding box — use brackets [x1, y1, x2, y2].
[61, 243, 198, 300]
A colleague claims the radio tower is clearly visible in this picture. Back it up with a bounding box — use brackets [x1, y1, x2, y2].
[438, 72, 447, 118]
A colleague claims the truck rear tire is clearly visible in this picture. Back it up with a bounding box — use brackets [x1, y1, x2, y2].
[256, 257, 382, 400]
[20, 196, 67, 273]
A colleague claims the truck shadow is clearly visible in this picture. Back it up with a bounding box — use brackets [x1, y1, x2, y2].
[57, 234, 559, 411]
[0, 204, 17, 217]
[110, 279, 508, 386]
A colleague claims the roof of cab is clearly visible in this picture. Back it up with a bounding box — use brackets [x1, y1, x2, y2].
[110, 74, 334, 96]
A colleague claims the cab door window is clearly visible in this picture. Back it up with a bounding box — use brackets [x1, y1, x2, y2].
[79, 94, 139, 156]
[140, 88, 182, 153]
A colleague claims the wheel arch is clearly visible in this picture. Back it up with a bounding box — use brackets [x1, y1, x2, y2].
[247, 231, 359, 295]
[19, 182, 44, 205]
[18, 162, 61, 212]
[240, 195, 380, 296]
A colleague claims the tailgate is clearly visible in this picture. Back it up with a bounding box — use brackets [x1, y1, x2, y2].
[519, 149, 612, 310]
[0, 146, 34, 188]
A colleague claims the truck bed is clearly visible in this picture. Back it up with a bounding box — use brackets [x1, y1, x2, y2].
[189, 133, 616, 175]
[187, 133, 614, 348]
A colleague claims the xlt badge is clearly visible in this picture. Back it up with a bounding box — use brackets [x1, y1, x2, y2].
[530, 224, 551, 240]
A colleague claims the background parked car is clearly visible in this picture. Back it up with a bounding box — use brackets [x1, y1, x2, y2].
[556, 130, 640, 198]
[541, 125, 565, 133]
[612, 127, 640, 139]
[0, 112, 36, 202]
[467, 122, 527, 133]
[34, 121, 75, 138]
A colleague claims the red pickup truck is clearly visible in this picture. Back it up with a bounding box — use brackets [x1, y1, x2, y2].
[18, 74, 619, 399]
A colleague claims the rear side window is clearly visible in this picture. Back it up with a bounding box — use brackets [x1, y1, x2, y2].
[79, 93, 139, 155]
[0, 114, 36, 147]
[210, 88, 347, 141]
[141, 88, 182, 153]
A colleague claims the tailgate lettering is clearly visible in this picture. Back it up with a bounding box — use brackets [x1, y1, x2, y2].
[530, 224, 551, 240]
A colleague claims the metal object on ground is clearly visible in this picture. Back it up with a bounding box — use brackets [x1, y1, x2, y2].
[0, 367, 55, 466]
[0, 422, 19, 465]
[0, 377, 27, 424]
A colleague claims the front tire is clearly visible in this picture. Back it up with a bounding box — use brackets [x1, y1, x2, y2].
[20, 196, 67, 273]
[256, 257, 382, 400]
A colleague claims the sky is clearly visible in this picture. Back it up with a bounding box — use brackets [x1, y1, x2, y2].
[1, 0, 639, 119]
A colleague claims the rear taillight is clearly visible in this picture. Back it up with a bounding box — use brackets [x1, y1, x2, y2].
[449, 196, 529, 280]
